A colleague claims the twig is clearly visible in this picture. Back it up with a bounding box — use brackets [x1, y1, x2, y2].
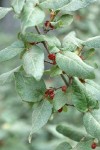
[35, 26, 50, 54]
[44, 60, 53, 64]
[60, 74, 69, 87]
[66, 103, 75, 107]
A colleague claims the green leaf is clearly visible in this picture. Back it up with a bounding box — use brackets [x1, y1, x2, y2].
[74, 140, 94, 150]
[85, 80, 100, 101]
[56, 124, 92, 142]
[56, 52, 95, 79]
[62, 32, 83, 51]
[55, 142, 72, 150]
[60, 0, 97, 12]
[22, 46, 44, 80]
[72, 79, 88, 112]
[21, 3, 45, 32]
[0, 40, 24, 63]
[52, 14, 73, 28]
[14, 72, 46, 102]
[0, 66, 21, 85]
[0, 7, 12, 20]
[83, 109, 100, 140]
[83, 36, 100, 48]
[26, 0, 39, 5]
[29, 100, 52, 138]
[53, 88, 71, 110]
[50, 65, 62, 77]
[40, 0, 70, 10]
[82, 48, 95, 60]
[71, 78, 98, 112]
[22, 33, 61, 47]
[11, 0, 25, 14]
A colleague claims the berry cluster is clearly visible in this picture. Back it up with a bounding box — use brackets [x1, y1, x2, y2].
[48, 53, 56, 65]
[45, 89, 55, 100]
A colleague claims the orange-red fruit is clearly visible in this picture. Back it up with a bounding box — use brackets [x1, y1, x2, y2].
[48, 53, 56, 60]
[45, 21, 50, 27]
[91, 142, 97, 149]
[62, 86, 67, 92]
[58, 108, 63, 113]
[49, 93, 55, 100]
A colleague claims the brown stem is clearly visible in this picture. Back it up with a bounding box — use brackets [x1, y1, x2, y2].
[66, 103, 75, 107]
[60, 74, 69, 87]
[44, 60, 53, 64]
[35, 26, 50, 54]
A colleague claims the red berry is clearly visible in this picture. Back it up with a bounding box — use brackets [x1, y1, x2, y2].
[62, 86, 67, 92]
[48, 89, 54, 94]
[58, 108, 63, 113]
[49, 93, 55, 100]
[91, 142, 97, 149]
[48, 53, 56, 60]
[45, 21, 50, 27]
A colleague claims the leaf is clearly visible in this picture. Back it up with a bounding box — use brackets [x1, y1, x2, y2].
[83, 36, 100, 48]
[21, 3, 45, 32]
[85, 80, 100, 101]
[11, 0, 25, 14]
[22, 33, 61, 47]
[74, 140, 94, 150]
[82, 48, 95, 60]
[62, 31, 83, 51]
[53, 88, 71, 110]
[71, 78, 98, 112]
[52, 14, 73, 28]
[0, 7, 12, 20]
[60, 0, 97, 12]
[56, 124, 91, 142]
[50, 65, 62, 77]
[14, 72, 46, 102]
[0, 40, 24, 63]
[29, 100, 52, 137]
[72, 79, 87, 112]
[40, 0, 70, 10]
[56, 51, 95, 79]
[0, 66, 21, 85]
[55, 142, 72, 150]
[83, 109, 100, 140]
[22, 46, 44, 80]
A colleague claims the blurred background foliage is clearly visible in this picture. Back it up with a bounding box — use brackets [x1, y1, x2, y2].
[0, 1, 100, 150]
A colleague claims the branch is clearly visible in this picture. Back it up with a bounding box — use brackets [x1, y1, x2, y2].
[35, 26, 50, 54]
[60, 74, 69, 87]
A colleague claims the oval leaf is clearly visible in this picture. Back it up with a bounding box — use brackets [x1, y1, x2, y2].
[56, 124, 91, 142]
[83, 109, 100, 140]
[55, 142, 72, 150]
[22, 46, 44, 80]
[29, 100, 52, 137]
[83, 36, 100, 48]
[0, 7, 12, 20]
[21, 3, 45, 32]
[14, 72, 46, 102]
[0, 66, 21, 85]
[0, 40, 24, 63]
[56, 51, 95, 79]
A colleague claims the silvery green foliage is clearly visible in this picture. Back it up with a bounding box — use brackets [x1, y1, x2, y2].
[0, 0, 100, 149]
